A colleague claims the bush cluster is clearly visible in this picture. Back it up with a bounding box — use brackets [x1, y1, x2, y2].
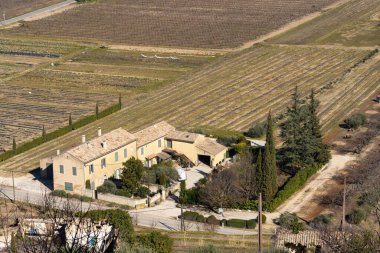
[344, 113, 367, 129]
[0, 103, 120, 162]
[346, 208, 365, 225]
[246, 122, 266, 138]
[181, 211, 257, 229]
[190, 127, 244, 146]
[137, 231, 173, 253]
[278, 212, 304, 234]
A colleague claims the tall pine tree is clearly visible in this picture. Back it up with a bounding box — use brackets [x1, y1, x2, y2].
[262, 112, 277, 202]
[95, 102, 99, 119]
[307, 89, 330, 164]
[69, 113, 73, 130]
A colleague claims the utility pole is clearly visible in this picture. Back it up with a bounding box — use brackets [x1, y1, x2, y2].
[12, 171, 15, 202]
[341, 176, 346, 232]
[180, 202, 184, 232]
[258, 192, 262, 253]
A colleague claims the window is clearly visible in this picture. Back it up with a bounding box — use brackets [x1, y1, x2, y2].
[158, 139, 161, 148]
[140, 147, 144, 155]
[167, 140, 172, 149]
[124, 148, 128, 158]
[64, 182, 73, 192]
[59, 165, 64, 174]
[89, 164, 94, 174]
[115, 151, 119, 162]
[72, 167, 77, 176]
[101, 158, 106, 168]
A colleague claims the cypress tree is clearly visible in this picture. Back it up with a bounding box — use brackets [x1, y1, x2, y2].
[262, 112, 277, 202]
[42, 125, 46, 140]
[69, 113, 73, 130]
[256, 148, 263, 194]
[95, 102, 99, 119]
[119, 94, 122, 109]
[12, 137, 16, 155]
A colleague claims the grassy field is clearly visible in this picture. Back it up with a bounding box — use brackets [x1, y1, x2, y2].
[270, 0, 380, 47]
[0, 0, 63, 19]
[134, 227, 274, 253]
[0, 0, 338, 49]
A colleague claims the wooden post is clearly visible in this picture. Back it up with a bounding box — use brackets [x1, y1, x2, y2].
[12, 171, 15, 203]
[258, 192, 262, 253]
[342, 176, 346, 232]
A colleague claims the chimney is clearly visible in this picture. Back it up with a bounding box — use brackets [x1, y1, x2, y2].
[56, 149, 60, 156]
[101, 141, 107, 149]
[81, 135, 86, 143]
[98, 127, 102, 137]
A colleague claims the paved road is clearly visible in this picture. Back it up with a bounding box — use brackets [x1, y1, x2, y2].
[0, 185, 256, 235]
[0, 0, 76, 27]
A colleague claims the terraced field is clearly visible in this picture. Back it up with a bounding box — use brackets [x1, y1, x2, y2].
[0, 84, 116, 151]
[0, 0, 338, 48]
[2, 44, 379, 174]
[0, 38, 213, 152]
[0, 0, 63, 19]
[270, 0, 380, 47]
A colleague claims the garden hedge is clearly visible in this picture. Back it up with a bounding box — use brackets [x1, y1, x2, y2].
[226, 219, 246, 228]
[266, 163, 322, 212]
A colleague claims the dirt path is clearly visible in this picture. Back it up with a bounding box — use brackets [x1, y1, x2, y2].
[276, 152, 355, 218]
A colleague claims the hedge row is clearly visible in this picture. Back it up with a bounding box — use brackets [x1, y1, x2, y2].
[266, 163, 322, 212]
[0, 103, 121, 162]
[181, 211, 258, 229]
[51, 190, 92, 202]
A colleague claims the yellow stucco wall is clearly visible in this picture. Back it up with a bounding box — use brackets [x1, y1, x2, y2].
[53, 153, 85, 194]
[137, 137, 165, 165]
[53, 141, 137, 194]
[84, 141, 137, 190]
[170, 140, 198, 164]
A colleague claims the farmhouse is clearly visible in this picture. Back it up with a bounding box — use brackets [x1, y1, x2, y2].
[41, 121, 227, 194]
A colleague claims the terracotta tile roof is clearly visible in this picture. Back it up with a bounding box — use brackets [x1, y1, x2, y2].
[195, 137, 227, 156]
[66, 128, 136, 163]
[165, 130, 200, 143]
[134, 121, 175, 147]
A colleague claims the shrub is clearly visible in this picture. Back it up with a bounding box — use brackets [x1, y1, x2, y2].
[232, 142, 249, 154]
[246, 219, 257, 229]
[226, 219, 246, 228]
[347, 208, 365, 225]
[206, 215, 220, 225]
[257, 214, 267, 224]
[135, 186, 151, 198]
[137, 231, 173, 253]
[309, 214, 331, 229]
[246, 122, 266, 138]
[97, 180, 117, 194]
[115, 188, 132, 198]
[278, 212, 304, 234]
[182, 211, 205, 223]
[344, 113, 367, 129]
[231, 200, 258, 210]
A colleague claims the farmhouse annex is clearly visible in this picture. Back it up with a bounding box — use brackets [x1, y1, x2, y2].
[40, 121, 227, 194]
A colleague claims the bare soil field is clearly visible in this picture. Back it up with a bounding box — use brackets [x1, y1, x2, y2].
[0, 0, 63, 19]
[270, 0, 380, 47]
[0, 0, 339, 49]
